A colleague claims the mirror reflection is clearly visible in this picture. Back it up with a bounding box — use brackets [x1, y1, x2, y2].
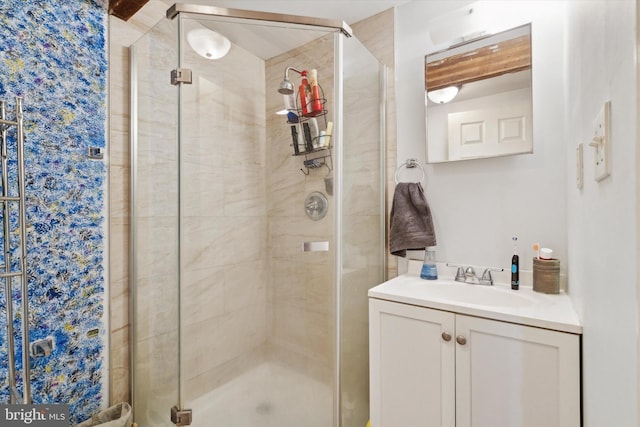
[425, 23, 532, 163]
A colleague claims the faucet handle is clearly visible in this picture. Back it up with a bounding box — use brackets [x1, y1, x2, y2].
[464, 266, 476, 278]
[464, 267, 480, 284]
[480, 267, 504, 286]
[446, 263, 467, 282]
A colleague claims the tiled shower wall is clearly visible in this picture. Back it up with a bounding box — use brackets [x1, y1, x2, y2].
[0, 0, 108, 423]
[178, 25, 269, 404]
[265, 34, 336, 383]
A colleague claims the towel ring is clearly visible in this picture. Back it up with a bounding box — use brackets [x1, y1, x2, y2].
[395, 158, 426, 184]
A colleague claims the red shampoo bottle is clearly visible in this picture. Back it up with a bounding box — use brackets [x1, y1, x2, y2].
[299, 70, 311, 117]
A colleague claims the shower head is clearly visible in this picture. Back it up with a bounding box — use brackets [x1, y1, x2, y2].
[278, 78, 295, 95]
[278, 66, 303, 95]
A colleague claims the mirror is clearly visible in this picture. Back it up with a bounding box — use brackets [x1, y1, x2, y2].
[425, 24, 532, 163]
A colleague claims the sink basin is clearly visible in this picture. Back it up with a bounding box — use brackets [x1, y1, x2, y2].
[369, 266, 583, 334]
[416, 281, 536, 308]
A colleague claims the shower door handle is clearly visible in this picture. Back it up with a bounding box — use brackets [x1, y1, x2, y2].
[302, 241, 329, 252]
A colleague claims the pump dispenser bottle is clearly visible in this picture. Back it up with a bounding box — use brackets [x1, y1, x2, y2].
[420, 247, 438, 280]
[511, 237, 519, 290]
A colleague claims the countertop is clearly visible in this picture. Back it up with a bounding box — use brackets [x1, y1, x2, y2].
[369, 261, 582, 334]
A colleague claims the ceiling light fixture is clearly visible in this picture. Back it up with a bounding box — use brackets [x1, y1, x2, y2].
[187, 28, 231, 60]
[427, 86, 460, 104]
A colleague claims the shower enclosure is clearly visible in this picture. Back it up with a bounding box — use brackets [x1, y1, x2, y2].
[130, 5, 385, 426]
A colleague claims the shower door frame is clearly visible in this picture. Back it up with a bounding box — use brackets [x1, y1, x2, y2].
[131, 4, 387, 426]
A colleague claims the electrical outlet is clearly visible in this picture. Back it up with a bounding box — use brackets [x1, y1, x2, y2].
[589, 101, 611, 182]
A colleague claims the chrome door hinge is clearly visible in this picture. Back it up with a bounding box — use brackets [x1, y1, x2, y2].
[171, 406, 192, 426]
[171, 68, 192, 85]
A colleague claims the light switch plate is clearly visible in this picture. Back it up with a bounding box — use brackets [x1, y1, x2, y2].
[576, 143, 583, 189]
[591, 101, 611, 182]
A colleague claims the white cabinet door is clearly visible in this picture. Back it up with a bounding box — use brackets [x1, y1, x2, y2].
[455, 315, 581, 427]
[369, 299, 455, 427]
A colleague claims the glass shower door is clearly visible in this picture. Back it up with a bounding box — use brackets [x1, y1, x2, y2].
[130, 16, 180, 427]
[175, 14, 271, 425]
[175, 12, 340, 427]
[339, 36, 386, 427]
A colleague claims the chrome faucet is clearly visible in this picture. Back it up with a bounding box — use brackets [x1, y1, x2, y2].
[450, 264, 504, 286]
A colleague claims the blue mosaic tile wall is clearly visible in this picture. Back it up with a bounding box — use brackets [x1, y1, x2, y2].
[0, 0, 108, 423]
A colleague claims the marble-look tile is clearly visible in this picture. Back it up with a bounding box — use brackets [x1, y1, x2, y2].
[180, 159, 225, 218]
[181, 47, 267, 168]
[109, 161, 130, 219]
[343, 182, 383, 217]
[109, 2, 168, 48]
[134, 216, 179, 281]
[181, 304, 267, 382]
[181, 216, 266, 271]
[108, 46, 130, 135]
[134, 275, 179, 342]
[352, 9, 395, 67]
[270, 260, 333, 315]
[181, 264, 226, 327]
[342, 215, 384, 270]
[109, 326, 130, 405]
[109, 217, 129, 285]
[352, 8, 398, 279]
[224, 260, 267, 313]
[183, 344, 266, 404]
[135, 155, 179, 218]
[223, 166, 267, 217]
[134, 329, 179, 425]
[268, 217, 333, 264]
[265, 34, 338, 369]
[109, 123, 130, 173]
[265, 341, 334, 387]
[110, 277, 129, 333]
[270, 303, 333, 366]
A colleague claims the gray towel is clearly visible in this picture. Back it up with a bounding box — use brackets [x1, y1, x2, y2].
[390, 182, 436, 257]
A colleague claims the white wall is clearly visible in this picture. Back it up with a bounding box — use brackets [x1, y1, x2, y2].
[396, 1, 638, 425]
[396, 1, 567, 274]
[565, 1, 637, 425]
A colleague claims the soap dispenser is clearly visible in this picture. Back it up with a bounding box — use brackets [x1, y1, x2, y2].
[420, 247, 438, 280]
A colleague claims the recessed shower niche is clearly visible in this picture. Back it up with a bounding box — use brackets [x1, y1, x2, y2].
[130, 4, 386, 427]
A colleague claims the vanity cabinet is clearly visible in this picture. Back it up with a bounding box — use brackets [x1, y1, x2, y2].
[369, 298, 581, 427]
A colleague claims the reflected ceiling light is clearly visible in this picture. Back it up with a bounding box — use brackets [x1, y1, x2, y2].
[427, 86, 460, 104]
[187, 28, 231, 60]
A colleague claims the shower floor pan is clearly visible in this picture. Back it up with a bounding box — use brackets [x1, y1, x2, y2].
[189, 362, 332, 427]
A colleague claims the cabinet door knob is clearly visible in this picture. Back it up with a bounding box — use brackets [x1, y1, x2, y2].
[441, 332, 452, 342]
[456, 335, 467, 345]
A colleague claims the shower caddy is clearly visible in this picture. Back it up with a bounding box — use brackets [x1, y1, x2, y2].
[287, 81, 333, 175]
[0, 96, 31, 405]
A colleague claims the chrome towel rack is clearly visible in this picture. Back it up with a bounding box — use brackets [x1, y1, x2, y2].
[0, 96, 31, 404]
[395, 158, 426, 184]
